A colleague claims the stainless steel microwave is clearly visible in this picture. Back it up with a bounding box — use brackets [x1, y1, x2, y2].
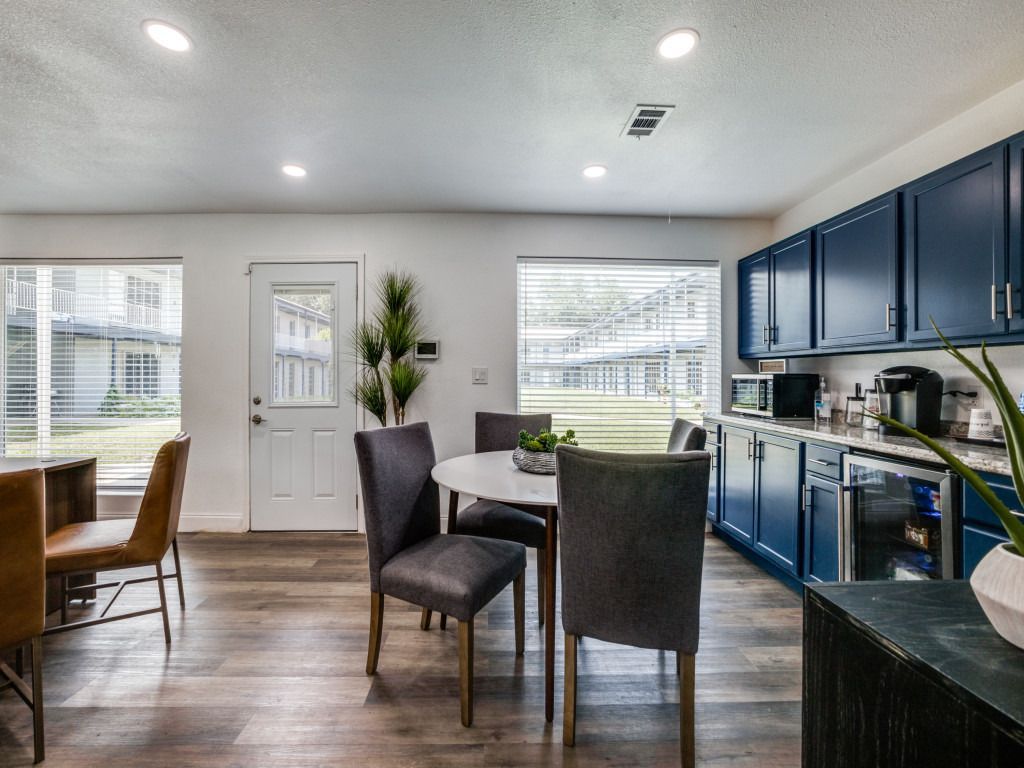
[730, 373, 819, 419]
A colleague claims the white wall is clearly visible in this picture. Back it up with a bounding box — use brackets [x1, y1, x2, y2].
[761, 76, 1024, 426]
[0, 213, 770, 531]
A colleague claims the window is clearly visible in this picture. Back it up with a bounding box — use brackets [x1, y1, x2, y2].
[2, 264, 182, 489]
[124, 352, 159, 396]
[517, 258, 720, 451]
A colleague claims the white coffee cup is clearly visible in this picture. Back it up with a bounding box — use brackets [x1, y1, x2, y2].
[968, 408, 994, 440]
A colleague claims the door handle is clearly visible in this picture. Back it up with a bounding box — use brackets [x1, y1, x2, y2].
[747, 438, 753, 461]
[1008, 282, 1016, 320]
[884, 303, 893, 331]
[762, 325, 768, 345]
[807, 458, 833, 467]
[251, 414, 265, 425]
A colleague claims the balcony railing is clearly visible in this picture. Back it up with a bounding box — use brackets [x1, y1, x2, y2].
[6, 279, 162, 330]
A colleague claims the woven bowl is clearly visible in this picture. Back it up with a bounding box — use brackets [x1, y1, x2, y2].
[512, 447, 556, 475]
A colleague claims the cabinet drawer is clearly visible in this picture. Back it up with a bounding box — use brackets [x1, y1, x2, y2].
[805, 443, 844, 481]
[963, 472, 1022, 530]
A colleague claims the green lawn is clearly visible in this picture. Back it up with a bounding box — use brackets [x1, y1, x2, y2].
[521, 387, 704, 451]
[5, 418, 180, 473]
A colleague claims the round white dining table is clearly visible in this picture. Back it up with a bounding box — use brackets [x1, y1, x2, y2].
[431, 450, 559, 722]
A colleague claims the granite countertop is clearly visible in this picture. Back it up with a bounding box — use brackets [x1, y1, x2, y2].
[707, 412, 1012, 475]
[808, 581, 1024, 732]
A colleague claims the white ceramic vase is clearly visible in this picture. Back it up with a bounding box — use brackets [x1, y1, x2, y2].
[970, 542, 1024, 651]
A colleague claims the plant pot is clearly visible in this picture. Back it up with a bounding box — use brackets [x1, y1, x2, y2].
[970, 541, 1024, 651]
[512, 447, 556, 475]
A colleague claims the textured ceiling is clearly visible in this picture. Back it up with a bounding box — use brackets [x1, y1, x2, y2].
[2, 0, 1024, 216]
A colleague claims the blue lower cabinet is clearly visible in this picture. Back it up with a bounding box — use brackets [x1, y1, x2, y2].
[804, 473, 842, 582]
[720, 426, 756, 543]
[753, 433, 804, 575]
[706, 425, 721, 523]
[963, 524, 1009, 578]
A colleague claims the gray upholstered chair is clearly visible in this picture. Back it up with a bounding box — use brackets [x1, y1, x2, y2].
[0, 468, 46, 763]
[667, 418, 707, 453]
[441, 412, 551, 630]
[354, 421, 527, 727]
[555, 444, 710, 767]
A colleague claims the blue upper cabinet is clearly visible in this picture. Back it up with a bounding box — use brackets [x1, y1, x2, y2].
[904, 145, 1008, 342]
[816, 194, 899, 348]
[769, 231, 814, 352]
[1009, 136, 1024, 334]
[738, 250, 771, 356]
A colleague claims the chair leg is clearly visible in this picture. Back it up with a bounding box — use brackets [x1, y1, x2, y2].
[676, 651, 681, 676]
[171, 537, 186, 609]
[536, 548, 545, 627]
[513, 570, 525, 656]
[31, 635, 44, 764]
[366, 592, 384, 675]
[440, 613, 447, 631]
[458, 619, 474, 727]
[420, 608, 432, 630]
[60, 576, 68, 626]
[680, 653, 696, 768]
[563, 632, 577, 746]
[155, 562, 172, 645]
[15, 646, 24, 677]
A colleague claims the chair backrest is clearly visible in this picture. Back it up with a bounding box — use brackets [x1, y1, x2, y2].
[667, 418, 707, 453]
[354, 422, 440, 592]
[0, 468, 45, 649]
[556, 444, 710, 654]
[129, 432, 191, 562]
[475, 412, 552, 453]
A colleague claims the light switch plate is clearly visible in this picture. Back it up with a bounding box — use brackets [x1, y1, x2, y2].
[472, 367, 488, 385]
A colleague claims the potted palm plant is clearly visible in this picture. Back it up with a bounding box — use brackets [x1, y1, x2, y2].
[869, 323, 1024, 650]
[351, 270, 428, 427]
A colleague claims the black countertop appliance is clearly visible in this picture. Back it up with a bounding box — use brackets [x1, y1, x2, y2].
[874, 365, 944, 437]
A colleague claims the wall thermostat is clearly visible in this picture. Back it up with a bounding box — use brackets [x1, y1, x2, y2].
[415, 340, 440, 360]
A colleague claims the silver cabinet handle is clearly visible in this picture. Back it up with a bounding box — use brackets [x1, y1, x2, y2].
[1008, 282, 1015, 320]
[885, 303, 892, 331]
[808, 458, 834, 466]
[747, 438, 753, 460]
[992, 283, 997, 320]
[762, 325, 768, 345]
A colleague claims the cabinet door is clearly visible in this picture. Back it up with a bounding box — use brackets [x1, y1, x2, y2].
[804, 473, 842, 582]
[904, 146, 1007, 341]
[770, 232, 814, 352]
[738, 251, 771, 356]
[706, 425, 721, 523]
[754, 433, 803, 575]
[962, 525, 1008, 579]
[1009, 136, 1024, 333]
[719, 426, 756, 544]
[816, 194, 899, 348]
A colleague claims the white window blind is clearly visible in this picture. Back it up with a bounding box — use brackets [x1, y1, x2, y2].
[517, 258, 720, 451]
[2, 264, 183, 490]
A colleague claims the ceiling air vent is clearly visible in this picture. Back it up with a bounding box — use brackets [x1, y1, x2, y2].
[620, 104, 675, 139]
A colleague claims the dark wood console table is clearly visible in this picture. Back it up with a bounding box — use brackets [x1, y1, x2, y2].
[0, 457, 96, 615]
[804, 581, 1024, 768]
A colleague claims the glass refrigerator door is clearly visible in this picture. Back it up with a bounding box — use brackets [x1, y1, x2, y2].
[848, 458, 954, 581]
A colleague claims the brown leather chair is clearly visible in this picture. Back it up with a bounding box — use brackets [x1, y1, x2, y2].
[0, 468, 46, 763]
[44, 433, 190, 644]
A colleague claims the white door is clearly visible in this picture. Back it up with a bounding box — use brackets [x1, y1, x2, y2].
[249, 262, 359, 531]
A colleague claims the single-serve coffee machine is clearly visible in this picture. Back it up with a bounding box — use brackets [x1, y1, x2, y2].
[874, 366, 944, 437]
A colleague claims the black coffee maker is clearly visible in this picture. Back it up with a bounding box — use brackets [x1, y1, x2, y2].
[874, 366, 944, 437]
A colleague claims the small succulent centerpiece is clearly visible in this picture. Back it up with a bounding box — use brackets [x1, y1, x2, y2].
[513, 429, 578, 475]
[869, 322, 1024, 650]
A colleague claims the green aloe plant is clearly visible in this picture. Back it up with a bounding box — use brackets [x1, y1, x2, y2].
[867, 321, 1024, 556]
[350, 270, 429, 426]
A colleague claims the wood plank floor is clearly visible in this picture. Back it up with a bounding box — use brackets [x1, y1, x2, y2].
[0, 532, 802, 767]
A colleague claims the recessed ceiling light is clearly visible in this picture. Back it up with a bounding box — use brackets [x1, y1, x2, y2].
[657, 28, 699, 59]
[582, 165, 607, 179]
[282, 164, 307, 178]
[142, 20, 193, 52]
